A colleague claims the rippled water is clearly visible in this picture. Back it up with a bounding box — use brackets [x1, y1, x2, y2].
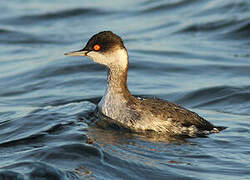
[1, 0, 250, 179]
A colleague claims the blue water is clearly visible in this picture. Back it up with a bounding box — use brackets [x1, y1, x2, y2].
[0, 0, 250, 179]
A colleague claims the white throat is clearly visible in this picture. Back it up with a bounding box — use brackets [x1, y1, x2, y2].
[97, 48, 130, 119]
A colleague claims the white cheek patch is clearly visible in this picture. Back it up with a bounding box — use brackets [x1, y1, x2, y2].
[87, 48, 128, 69]
[104, 48, 128, 69]
[87, 51, 108, 66]
[112, 48, 128, 69]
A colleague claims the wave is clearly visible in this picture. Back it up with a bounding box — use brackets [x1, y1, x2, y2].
[21, 7, 110, 20]
[177, 18, 250, 39]
[223, 18, 250, 39]
[3, 8, 111, 25]
[140, 0, 200, 13]
[0, 28, 14, 34]
[0, 28, 56, 44]
[0, 161, 81, 180]
[175, 8, 250, 39]
[178, 19, 234, 33]
[176, 85, 250, 115]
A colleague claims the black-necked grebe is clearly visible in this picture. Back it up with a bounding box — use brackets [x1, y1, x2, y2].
[65, 31, 226, 137]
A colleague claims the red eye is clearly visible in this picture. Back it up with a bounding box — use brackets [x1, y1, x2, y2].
[93, 44, 101, 51]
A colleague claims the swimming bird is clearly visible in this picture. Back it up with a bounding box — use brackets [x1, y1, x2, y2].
[65, 31, 226, 137]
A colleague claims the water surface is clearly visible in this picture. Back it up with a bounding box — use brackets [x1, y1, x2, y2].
[0, 0, 250, 179]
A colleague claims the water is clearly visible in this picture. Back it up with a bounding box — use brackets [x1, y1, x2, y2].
[0, 0, 250, 179]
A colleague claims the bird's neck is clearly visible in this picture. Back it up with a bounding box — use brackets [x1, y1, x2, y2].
[106, 65, 130, 98]
[98, 51, 131, 118]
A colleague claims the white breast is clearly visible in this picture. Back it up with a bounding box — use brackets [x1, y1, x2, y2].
[98, 89, 127, 120]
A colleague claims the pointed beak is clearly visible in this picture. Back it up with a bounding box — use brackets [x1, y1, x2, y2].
[64, 49, 89, 56]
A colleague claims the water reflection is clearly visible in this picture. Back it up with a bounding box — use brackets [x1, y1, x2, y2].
[87, 125, 190, 145]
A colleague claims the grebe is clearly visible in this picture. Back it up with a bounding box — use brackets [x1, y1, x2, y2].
[65, 31, 226, 137]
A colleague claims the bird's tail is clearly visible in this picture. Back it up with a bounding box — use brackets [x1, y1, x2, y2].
[212, 126, 227, 133]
